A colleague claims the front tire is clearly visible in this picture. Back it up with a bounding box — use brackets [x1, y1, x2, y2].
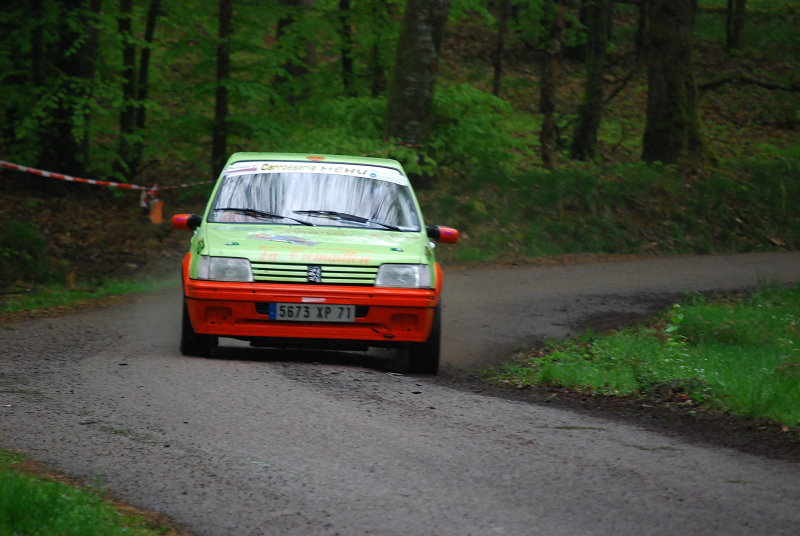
[407, 303, 441, 375]
[180, 299, 217, 357]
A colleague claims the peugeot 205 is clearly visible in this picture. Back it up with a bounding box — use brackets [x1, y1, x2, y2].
[172, 153, 458, 374]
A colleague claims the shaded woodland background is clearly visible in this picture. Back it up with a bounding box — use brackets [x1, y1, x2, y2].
[1, 0, 799, 287]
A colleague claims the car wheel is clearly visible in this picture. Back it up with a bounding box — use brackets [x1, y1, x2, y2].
[407, 303, 441, 375]
[180, 299, 217, 357]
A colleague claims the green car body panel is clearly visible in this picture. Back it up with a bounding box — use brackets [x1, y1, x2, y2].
[173, 153, 458, 374]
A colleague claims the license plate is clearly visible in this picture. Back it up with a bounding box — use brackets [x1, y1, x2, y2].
[269, 303, 355, 322]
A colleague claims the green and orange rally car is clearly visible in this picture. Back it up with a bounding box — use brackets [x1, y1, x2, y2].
[172, 152, 458, 374]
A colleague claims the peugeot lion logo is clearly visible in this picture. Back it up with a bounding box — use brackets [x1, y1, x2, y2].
[307, 265, 323, 283]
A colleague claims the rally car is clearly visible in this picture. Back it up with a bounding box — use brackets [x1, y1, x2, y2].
[172, 152, 458, 374]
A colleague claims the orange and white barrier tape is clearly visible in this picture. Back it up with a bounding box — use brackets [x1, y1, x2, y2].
[0, 159, 214, 224]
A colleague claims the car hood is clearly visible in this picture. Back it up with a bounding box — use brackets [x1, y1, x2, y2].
[200, 224, 428, 266]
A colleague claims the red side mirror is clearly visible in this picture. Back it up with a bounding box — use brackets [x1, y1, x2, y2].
[172, 214, 201, 231]
[426, 226, 459, 244]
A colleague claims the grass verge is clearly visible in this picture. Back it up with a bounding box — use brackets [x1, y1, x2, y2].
[0, 276, 178, 316]
[482, 283, 800, 429]
[0, 450, 184, 535]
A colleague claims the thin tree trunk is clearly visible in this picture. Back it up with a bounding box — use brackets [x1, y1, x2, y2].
[31, 0, 45, 88]
[539, 0, 566, 170]
[635, 0, 649, 58]
[338, 0, 355, 96]
[212, 0, 233, 178]
[275, 0, 315, 104]
[79, 0, 102, 166]
[642, 0, 704, 163]
[115, 0, 137, 180]
[491, 0, 511, 97]
[131, 0, 161, 171]
[725, 0, 746, 50]
[44, 0, 97, 177]
[368, 0, 390, 97]
[564, 0, 588, 61]
[570, 0, 612, 160]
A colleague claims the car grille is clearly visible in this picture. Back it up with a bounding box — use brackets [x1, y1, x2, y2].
[251, 262, 378, 285]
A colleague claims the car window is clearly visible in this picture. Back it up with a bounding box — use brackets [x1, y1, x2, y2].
[208, 170, 421, 231]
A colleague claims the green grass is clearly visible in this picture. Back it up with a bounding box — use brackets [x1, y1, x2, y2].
[483, 284, 800, 428]
[0, 451, 170, 535]
[0, 276, 178, 314]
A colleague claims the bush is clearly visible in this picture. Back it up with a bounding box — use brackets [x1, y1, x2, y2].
[0, 219, 67, 289]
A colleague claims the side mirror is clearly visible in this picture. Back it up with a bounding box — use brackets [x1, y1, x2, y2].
[172, 214, 202, 231]
[426, 225, 459, 244]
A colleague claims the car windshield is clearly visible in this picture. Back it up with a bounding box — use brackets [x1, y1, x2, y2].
[207, 167, 421, 231]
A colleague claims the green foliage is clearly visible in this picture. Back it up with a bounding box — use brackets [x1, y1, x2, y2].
[0, 451, 165, 535]
[428, 84, 518, 173]
[427, 146, 800, 264]
[0, 0, 797, 276]
[291, 97, 386, 149]
[0, 219, 67, 289]
[485, 284, 800, 427]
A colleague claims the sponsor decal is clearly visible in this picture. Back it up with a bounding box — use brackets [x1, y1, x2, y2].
[289, 250, 373, 265]
[223, 161, 408, 185]
[248, 234, 319, 246]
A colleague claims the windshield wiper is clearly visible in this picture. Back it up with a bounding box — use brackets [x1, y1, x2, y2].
[293, 210, 402, 231]
[293, 210, 368, 223]
[214, 207, 313, 226]
[367, 221, 402, 231]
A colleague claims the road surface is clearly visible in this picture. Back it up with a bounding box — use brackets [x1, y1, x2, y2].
[2, 252, 799, 535]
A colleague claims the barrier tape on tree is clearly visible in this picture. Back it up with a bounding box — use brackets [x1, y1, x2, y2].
[0, 159, 214, 224]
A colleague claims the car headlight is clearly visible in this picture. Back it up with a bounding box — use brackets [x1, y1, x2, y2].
[375, 264, 432, 288]
[196, 256, 254, 282]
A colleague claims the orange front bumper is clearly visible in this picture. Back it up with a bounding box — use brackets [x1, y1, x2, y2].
[184, 278, 439, 343]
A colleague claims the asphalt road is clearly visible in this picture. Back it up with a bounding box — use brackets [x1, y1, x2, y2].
[2, 252, 800, 535]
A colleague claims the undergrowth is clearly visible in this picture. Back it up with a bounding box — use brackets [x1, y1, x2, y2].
[483, 283, 800, 428]
[424, 145, 800, 264]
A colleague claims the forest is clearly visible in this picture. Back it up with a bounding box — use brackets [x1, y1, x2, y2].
[0, 0, 799, 286]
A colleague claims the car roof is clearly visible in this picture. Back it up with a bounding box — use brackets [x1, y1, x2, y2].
[225, 152, 405, 173]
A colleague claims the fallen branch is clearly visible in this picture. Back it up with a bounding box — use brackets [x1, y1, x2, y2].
[698, 76, 800, 92]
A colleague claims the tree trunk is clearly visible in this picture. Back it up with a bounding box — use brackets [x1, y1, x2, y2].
[539, 0, 566, 170]
[212, 0, 233, 178]
[115, 0, 137, 180]
[570, 0, 612, 160]
[42, 0, 98, 178]
[564, 0, 588, 61]
[338, 0, 355, 96]
[384, 0, 450, 149]
[641, 0, 703, 164]
[635, 0, 649, 58]
[491, 0, 511, 97]
[31, 0, 45, 88]
[275, 0, 315, 104]
[82, 0, 102, 165]
[368, 1, 391, 97]
[725, 0, 746, 50]
[131, 0, 162, 172]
